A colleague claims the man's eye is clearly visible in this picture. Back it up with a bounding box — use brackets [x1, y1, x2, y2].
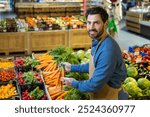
[94, 22, 99, 24]
[87, 22, 91, 25]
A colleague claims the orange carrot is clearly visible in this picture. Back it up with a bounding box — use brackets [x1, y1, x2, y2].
[51, 91, 63, 100]
[56, 91, 68, 100]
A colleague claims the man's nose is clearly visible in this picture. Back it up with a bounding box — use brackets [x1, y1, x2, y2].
[89, 23, 94, 30]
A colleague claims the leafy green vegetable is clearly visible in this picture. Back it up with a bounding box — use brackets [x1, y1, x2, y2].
[65, 72, 89, 80]
[22, 71, 39, 84]
[29, 87, 44, 100]
[64, 87, 90, 100]
[48, 46, 80, 64]
[25, 57, 40, 67]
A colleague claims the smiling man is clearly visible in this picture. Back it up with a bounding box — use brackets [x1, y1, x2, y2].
[62, 7, 127, 100]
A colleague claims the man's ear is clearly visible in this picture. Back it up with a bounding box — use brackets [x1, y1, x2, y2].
[104, 20, 108, 27]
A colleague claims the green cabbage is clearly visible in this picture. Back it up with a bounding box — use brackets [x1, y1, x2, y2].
[127, 66, 138, 77]
[124, 77, 137, 85]
[137, 78, 150, 90]
[124, 82, 142, 97]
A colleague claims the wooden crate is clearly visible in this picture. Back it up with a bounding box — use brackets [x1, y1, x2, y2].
[49, 6, 66, 12]
[34, 3, 50, 13]
[0, 32, 28, 56]
[15, 3, 34, 13]
[29, 30, 68, 54]
[126, 11, 143, 33]
[69, 29, 91, 50]
[50, 12, 66, 17]
[66, 7, 81, 12]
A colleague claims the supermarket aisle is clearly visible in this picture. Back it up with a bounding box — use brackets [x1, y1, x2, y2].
[116, 19, 150, 51]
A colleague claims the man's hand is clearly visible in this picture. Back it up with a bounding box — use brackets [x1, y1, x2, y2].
[61, 77, 75, 86]
[61, 62, 71, 72]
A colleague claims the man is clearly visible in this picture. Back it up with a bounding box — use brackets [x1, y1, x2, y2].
[61, 7, 127, 100]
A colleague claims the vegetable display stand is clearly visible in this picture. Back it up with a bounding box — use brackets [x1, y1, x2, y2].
[0, 32, 28, 56]
[28, 30, 68, 54]
[69, 29, 91, 50]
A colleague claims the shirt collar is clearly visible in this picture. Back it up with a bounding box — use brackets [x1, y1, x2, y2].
[92, 39, 99, 47]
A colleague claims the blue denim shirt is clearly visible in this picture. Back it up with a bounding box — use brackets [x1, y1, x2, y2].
[71, 35, 127, 92]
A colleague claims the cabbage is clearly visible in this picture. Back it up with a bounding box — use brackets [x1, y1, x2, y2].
[127, 66, 138, 77]
[124, 77, 137, 85]
[84, 49, 91, 59]
[125, 64, 128, 68]
[76, 50, 85, 60]
[124, 82, 142, 97]
[81, 58, 89, 64]
[137, 78, 150, 90]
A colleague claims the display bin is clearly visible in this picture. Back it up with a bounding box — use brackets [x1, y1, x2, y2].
[69, 29, 91, 50]
[126, 11, 143, 33]
[0, 57, 14, 69]
[66, 7, 81, 12]
[15, 3, 34, 13]
[0, 80, 21, 100]
[0, 32, 28, 56]
[50, 12, 66, 17]
[28, 30, 68, 54]
[66, 12, 81, 16]
[34, 3, 49, 13]
[19, 83, 50, 100]
[49, 6, 66, 12]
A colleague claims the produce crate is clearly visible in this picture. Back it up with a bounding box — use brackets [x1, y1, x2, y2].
[49, 6, 66, 12]
[126, 11, 143, 33]
[50, 12, 66, 17]
[32, 53, 45, 60]
[66, 7, 81, 12]
[15, 3, 34, 13]
[0, 80, 20, 100]
[69, 29, 91, 50]
[0, 67, 16, 82]
[17, 70, 43, 85]
[14, 56, 39, 73]
[0, 57, 14, 69]
[34, 3, 50, 13]
[66, 12, 81, 16]
[28, 30, 68, 54]
[19, 83, 49, 100]
[0, 32, 28, 56]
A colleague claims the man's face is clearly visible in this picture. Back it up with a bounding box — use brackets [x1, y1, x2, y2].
[87, 14, 106, 39]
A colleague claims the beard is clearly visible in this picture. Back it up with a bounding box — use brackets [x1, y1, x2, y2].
[88, 25, 104, 39]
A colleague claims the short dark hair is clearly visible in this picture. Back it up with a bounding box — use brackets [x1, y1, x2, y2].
[86, 6, 108, 23]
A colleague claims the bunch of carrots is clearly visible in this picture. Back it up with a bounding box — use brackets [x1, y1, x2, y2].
[35, 53, 68, 100]
[48, 87, 68, 100]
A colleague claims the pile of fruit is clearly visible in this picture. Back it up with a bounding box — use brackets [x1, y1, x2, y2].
[0, 83, 18, 99]
[0, 61, 14, 69]
[0, 70, 16, 81]
[122, 44, 150, 99]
